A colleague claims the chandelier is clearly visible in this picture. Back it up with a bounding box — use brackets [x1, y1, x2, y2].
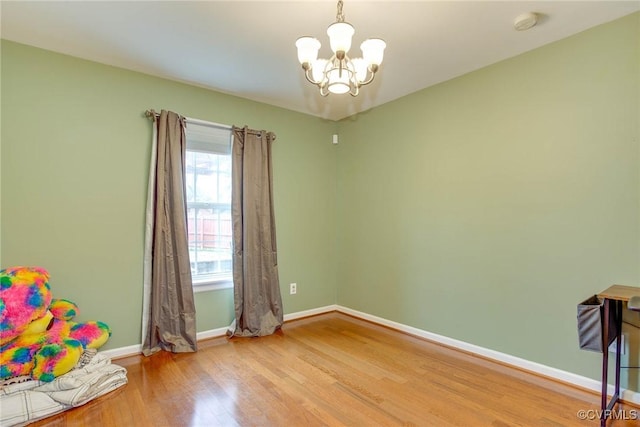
[295, 0, 386, 97]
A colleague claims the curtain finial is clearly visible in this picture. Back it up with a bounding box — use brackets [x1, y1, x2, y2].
[145, 109, 158, 121]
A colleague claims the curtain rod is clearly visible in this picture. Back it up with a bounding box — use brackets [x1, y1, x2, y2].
[145, 109, 232, 130]
[144, 110, 275, 140]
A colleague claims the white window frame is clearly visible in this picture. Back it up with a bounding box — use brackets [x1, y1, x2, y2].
[184, 118, 233, 292]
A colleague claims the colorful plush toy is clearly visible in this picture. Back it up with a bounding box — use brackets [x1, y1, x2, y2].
[0, 266, 111, 382]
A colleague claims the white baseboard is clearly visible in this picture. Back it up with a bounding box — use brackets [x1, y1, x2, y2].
[197, 326, 229, 341]
[102, 305, 339, 360]
[335, 305, 640, 405]
[101, 328, 229, 360]
[100, 304, 639, 405]
[284, 304, 338, 321]
[100, 344, 141, 360]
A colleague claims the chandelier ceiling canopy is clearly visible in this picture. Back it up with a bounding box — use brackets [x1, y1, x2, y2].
[295, 0, 386, 97]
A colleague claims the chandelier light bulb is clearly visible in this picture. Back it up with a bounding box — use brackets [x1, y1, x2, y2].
[327, 21, 355, 54]
[327, 68, 352, 94]
[312, 59, 329, 83]
[351, 58, 368, 83]
[295, 37, 321, 65]
[361, 39, 386, 67]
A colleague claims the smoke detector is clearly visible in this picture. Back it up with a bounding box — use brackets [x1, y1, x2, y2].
[514, 12, 538, 31]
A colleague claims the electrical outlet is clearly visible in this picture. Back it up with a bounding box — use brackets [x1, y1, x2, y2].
[608, 333, 627, 355]
[289, 283, 297, 295]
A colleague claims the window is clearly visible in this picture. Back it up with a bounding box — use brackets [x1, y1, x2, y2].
[185, 120, 233, 291]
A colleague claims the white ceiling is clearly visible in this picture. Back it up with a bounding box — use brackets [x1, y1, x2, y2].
[2, 1, 638, 121]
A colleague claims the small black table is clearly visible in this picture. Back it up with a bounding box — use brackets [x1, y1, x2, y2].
[596, 285, 639, 427]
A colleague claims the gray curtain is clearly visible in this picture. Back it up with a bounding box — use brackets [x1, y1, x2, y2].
[228, 126, 283, 337]
[142, 109, 197, 355]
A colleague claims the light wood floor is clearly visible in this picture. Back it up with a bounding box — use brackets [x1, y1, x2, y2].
[31, 312, 638, 426]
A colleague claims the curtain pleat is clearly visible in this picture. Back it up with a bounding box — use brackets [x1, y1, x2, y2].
[228, 126, 283, 337]
[142, 110, 197, 355]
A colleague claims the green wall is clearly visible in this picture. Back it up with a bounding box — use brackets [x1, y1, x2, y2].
[0, 40, 338, 350]
[336, 13, 640, 385]
[1, 12, 639, 391]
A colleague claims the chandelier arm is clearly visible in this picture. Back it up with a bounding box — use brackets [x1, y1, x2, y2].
[303, 67, 321, 85]
[356, 71, 377, 87]
[325, 53, 338, 73]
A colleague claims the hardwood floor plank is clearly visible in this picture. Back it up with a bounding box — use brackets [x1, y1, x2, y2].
[28, 312, 638, 426]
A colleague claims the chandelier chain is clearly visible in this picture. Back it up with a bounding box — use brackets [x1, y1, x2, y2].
[336, 0, 345, 22]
